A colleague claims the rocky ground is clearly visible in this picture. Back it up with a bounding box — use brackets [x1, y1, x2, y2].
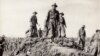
[2, 37, 100, 56]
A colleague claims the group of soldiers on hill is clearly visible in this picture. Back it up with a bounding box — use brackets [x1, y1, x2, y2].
[24, 3, 100, 56]
[0, 3, 100, 56]
[26, 3, 66, 40]
[25, 3, 87, 50]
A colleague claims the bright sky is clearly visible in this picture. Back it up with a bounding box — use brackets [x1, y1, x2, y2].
[0, 0, 100, 37]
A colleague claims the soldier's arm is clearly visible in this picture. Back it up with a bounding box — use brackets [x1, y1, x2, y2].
[78, 30, 80, 37]
[78, 29, 81, 37]
[26, 30, 29, 33]
[85, 30, 86, 37]
[46, 11, 50, 22]
[57, 11, 60, 22]
[45, 11, 50, 27]
[63, 17, 67, 27]
[36, 16, 38, 24]
[90, 34, 95, 43]
[55, 11, 60, 25]
[90, 34, 95, 45]
[30, 16, 33, 23]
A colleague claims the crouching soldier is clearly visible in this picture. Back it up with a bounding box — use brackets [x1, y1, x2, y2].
[0, 35, 5, 56]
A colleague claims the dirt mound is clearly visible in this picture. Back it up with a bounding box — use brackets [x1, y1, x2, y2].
[3, 37, 99, 56]
[3, 37, 77, 56]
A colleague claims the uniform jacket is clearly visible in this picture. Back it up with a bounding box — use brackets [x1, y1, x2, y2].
[45, 9, 59, 27]
[30, 15, 37, 26]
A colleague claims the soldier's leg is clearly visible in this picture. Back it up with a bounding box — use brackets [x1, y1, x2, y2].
[53, 20, 56, 37]
[0, 49, 3, 56]
[53, 24, 56, 37]
[57, 25, 61, 37]
[51, 24, 55, 42]
[98, 42, 100, 54]
[83, 40, 85, 49]
[59, 26, 61, 37]
[30, 26, 34, 37]
[79, 38, 83, 49]
[79, 38, 81, 45]
[35, 26, 38, 37]
[61, 25, 66, 37]
[32, 26, 37, 37]
[33, 26, 38, 37]
[82, 39, 85, 50]
[47, 22, 53, 38]
[45, 28, 49, 37]
[63, 26, 66, 37]
[94, 46, 98, 56]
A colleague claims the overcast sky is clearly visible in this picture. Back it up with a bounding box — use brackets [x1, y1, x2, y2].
[0, 0, 100, 37]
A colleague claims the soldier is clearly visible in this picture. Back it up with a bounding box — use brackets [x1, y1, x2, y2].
[45, 3, 59, 41]
[30, 11, 38, 37]
[58, 12, 66, 38]
[78, 25, 86, 50]
[0, 35, 5, 56]
[90, 29, 100, 56]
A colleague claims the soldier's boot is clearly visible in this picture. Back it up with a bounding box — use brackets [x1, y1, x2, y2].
[82, 42, 85, 50]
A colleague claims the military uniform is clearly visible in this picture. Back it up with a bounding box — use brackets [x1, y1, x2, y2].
[78, 27, 86, 50]
[30, 14, 38, 37]
[90, 30, 100, 56]
[45, 9, 59, 39]
[58, 13, 66, 37]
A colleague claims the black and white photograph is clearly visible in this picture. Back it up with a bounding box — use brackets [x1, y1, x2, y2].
[0, 0, 100, 56]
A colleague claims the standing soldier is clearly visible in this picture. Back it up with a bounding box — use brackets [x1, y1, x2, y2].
[90, 29, 100, 56]
[45, 3, 59, 41]
[58, 12, 66, 38]
[30, 11, 38, 37]
[0, 35, 5, 56]
[78, 25, 86, 50]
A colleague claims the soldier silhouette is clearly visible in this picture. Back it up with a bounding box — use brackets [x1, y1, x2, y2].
[90, 29, 100, 56]
[30, 11, 38, 37]
[45, 3, 59, 41]
[78, 25, 86, 50]
[58, 12, 66, 38]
